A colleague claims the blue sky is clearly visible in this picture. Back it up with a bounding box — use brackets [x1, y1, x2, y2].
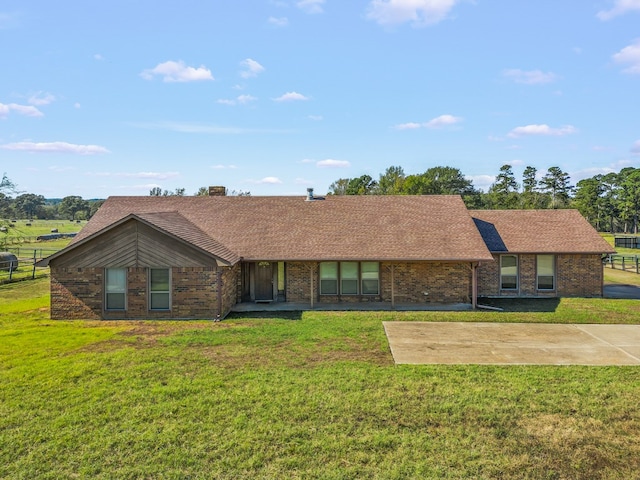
[1, 0, 639, 198]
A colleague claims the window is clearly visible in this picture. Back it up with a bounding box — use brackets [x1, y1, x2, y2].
[500, 255, 518, 290]
[105, 268, 126, 310]
[341, 262, 359, 294]
[537, 255, 555, 290]
[149, 268, 171, 310]
[361, 262, 380, 295]
[319, 261, 379, 295]
[320, 262, 338, 295]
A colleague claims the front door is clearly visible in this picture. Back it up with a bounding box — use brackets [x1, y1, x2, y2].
[255, 262, 274, 301]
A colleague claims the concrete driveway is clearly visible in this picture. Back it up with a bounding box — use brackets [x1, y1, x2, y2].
[383, 322, 640, 365]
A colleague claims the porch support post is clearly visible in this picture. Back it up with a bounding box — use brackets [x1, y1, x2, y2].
[471, 262, 478, 309]
[391, 264, 395, 309]
[309, 262, 315, 309]
[216, 267, 223, 320]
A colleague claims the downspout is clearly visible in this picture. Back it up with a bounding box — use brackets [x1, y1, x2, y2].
[216, 267, 223, 321]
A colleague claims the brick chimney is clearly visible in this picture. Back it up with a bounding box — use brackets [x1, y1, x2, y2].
[208, 186, 226, 196]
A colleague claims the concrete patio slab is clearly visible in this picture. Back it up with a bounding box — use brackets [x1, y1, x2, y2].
[383, 322, 640, 365]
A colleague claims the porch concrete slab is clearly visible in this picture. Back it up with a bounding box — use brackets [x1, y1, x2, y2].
[231, 302, 472, 313]
[383, 322, 640, 365]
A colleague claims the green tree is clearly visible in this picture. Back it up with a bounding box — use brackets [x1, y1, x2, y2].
[487, 164, 519, 209]
[573, 176, 604, 230]
[0, 173, 16, 195]
[520, 166, 543, 208]
[540, 166, 573, 209]
[346, 175, 377, 195]
[377, 166, 405, 194]
[14, 193, 45, 219]
[399, 166, 477, 197]
[619, 168, 640, 233]
[89, 199, 105, 218]
[195, 187, 209, 196]
[600, 173, 620, 233]
[328, 178, 350, 195]
[59, 196, 89, 220]
[150, 187, 186, 196]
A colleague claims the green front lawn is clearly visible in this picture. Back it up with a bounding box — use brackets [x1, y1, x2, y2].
[2, 278, 640, 479]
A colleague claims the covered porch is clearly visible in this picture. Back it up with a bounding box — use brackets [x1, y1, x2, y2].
[230, 301, 472, 313]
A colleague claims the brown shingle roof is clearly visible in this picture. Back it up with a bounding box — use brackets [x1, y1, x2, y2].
[134, 212, 240, 264]
[470, 209, 615, 254]
[70, 195, 494, 262]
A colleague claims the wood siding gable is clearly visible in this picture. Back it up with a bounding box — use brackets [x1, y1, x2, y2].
[50, 219, 221, 268]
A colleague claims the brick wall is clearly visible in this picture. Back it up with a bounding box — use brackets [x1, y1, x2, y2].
[286, 262, 315, 303]
[50, 265, 233, 320]
[381, 261, 471, 304]
[50, 267, 102, 320]
[477, 253, 603, 298]
[557, 254, 603, 297]
[284, 260, 471, 305]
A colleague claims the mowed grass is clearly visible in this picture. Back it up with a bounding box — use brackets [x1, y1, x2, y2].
[2, 279, 640, 479]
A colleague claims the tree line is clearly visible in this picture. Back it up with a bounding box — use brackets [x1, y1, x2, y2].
[329, 165, 640, 233]
[3, 167, 640, 233]
[0, 173, 104, 221]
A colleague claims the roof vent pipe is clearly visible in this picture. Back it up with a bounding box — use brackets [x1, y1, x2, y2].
[306, 188, 314, 201]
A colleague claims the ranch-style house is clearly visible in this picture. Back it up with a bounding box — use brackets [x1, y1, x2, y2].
[38, 188, 615, 320]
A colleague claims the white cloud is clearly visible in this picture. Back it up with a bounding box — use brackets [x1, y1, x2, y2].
[466, 175, 494, 192]
[393, 115, 462, 130]
[297, 0, 325, 14]
[93, 171, 179, 179]
[94, 53, 104, 61]
[217, 94, 257, 106]
[240, 58, 265, 78]
[507, 124, 578, 138]
[308, 114, 323, 121]
[0, 102, 44, 118]
[393, 122, 423, 130]
[211, 164, 238, 169]
[130, 121, 291, 135]
[613, 40, 640, 74]
[237, 94, 257, 104]
[74, 102, 82, 109]
[597, 0, 640, 20]
[140, 60, 214, 82]
[366, 0, 459, 27]
[1, 141, 110, 154]
[28, 92, 56, 106]
[631, 140, 640, 155]
[425, 114, 462, 128]
[251, 176, 283, 184]
[273, 91, 309, 102]
[503, 69, 558, 85]
[316, 159, 351, 168]
[268, 16, 289, 27]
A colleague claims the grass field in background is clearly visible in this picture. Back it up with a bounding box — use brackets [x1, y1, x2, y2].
[2, 278, 640, 479]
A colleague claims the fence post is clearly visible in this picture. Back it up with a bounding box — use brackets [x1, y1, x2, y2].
[611, 254, 615, 269]
[622, 256, 626, 271]
[637, 256, 639, 275]
[32, 250, 37, 279]
[9, 260, 13, 281]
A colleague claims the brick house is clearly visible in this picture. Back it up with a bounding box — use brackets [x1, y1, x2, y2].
[471, 209, 614, 298]
[38, 190, 614, 320]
